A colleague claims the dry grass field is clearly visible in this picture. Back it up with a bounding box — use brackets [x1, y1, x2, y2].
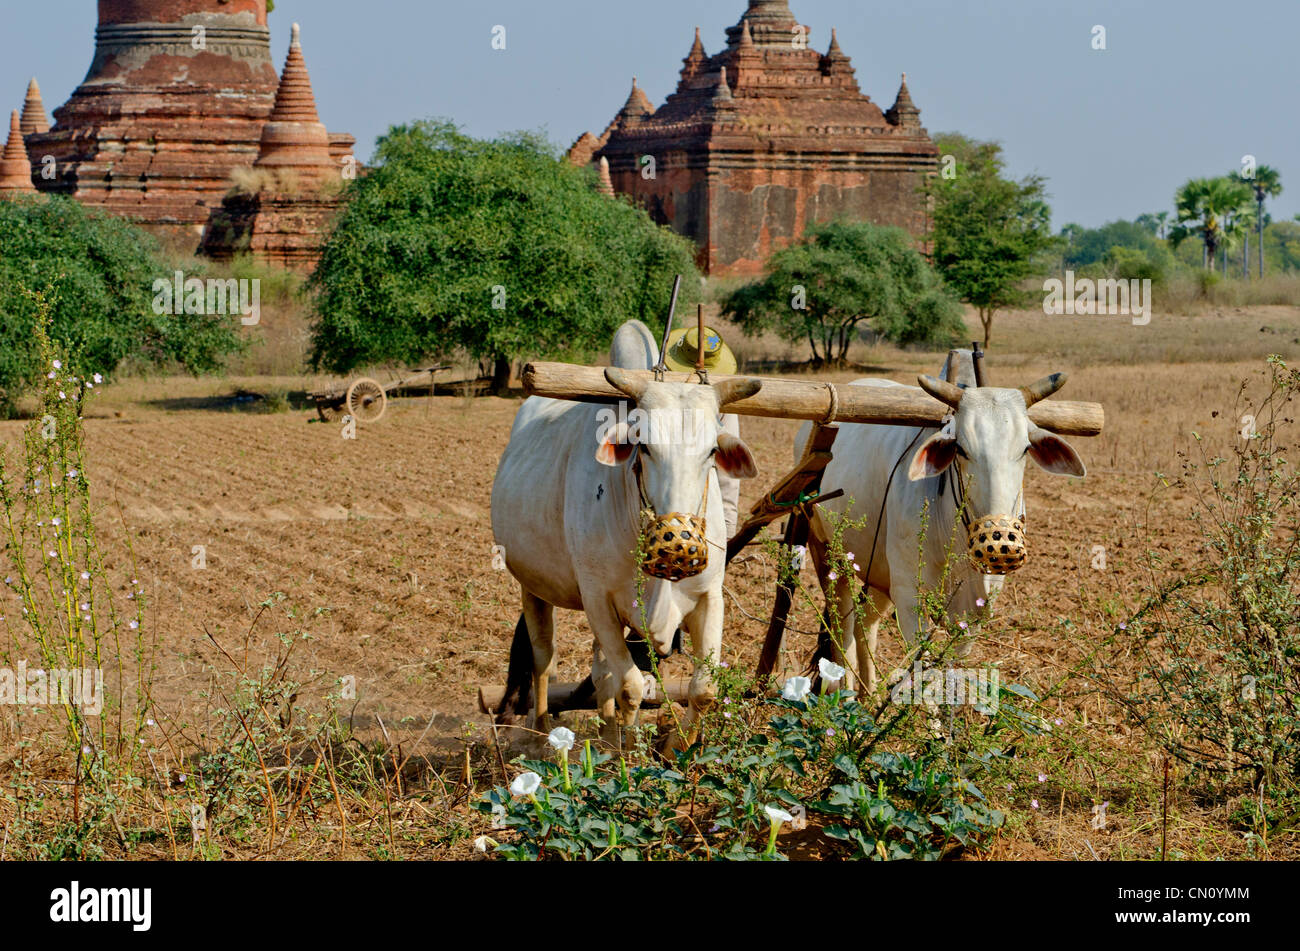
[2, 302, 1298, 860]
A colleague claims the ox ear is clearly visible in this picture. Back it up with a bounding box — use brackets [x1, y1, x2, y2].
[716, 431, 759, 479]
[907, 429, 957, 481]
[1027, 426, 1086, 477]
[596, 421, 636, 467]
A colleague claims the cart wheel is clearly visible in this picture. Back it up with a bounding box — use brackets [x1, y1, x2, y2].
[316, 401, 341, 423]
[346, 378, 387, 423]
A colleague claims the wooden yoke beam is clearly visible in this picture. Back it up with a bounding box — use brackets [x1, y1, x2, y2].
[521, 362, 1104, 437]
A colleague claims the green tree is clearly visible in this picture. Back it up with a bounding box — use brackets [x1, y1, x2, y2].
[927, 134, 1056, 348]
[1135, 211, 1171, 239]
[1061, 219, 1164, 270]
[1169, 176, 1255, 270]
[721, 220, 964, 365]
[0, 195, 243, 416]
[307, 121, 701, 393]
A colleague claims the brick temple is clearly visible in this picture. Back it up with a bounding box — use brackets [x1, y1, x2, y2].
[569, 0, 938, 276]
[23, 0, 353, 250]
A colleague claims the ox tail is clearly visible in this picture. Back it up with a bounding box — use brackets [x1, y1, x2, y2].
[495, 612, 534, 724]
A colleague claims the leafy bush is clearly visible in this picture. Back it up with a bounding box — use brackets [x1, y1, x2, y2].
[478, 681, 1010, 861]
[721, 220, 964, 365]
[0, 197, 244, 415]
[1104, 245, 1173, 286]
[308, 121, 701, 392]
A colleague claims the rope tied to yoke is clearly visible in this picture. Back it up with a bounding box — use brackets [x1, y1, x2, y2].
[820, 382, 839, 425]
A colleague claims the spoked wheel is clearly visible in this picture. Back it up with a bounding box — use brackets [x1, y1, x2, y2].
[346, 378, 388, 423]
[316, 400, 342, 422]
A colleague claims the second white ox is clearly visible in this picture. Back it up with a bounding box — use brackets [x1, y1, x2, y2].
[797, 352, 1086, 691]
[491, 368, 760, 744]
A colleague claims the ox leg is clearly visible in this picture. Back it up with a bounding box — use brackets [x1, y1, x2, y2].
[522, 591, 556, 734]
[669, 591, 723, 754]
[587, 601, 643, 747]
[858, 586, 893, 694]
[591, 638, 618, 740]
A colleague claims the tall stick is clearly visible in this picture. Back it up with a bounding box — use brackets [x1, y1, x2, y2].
[653, 274, 682, 380]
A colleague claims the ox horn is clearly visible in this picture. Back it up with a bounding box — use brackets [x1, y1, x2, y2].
[918, 374, 964, 410]
[712, 377, 763, 408]
[604, 366, 649, 401]
[1019, 372, 1068, 408]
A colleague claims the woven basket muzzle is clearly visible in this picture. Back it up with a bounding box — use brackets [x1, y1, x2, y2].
[966, 514, 1026, 574]
[640, 511, 708, 581]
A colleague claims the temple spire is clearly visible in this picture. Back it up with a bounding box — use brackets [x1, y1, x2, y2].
[727, 0, 803, 49]
[616, 76, 654, 125]
[681, 28, 708, 83]
[20, 78, 49, 135]
[0, 110, 36, 196]
[597, 156, 615, 196]
[885, 72, 921, 128]
[711, 66, 733, 103]
[254, 23, 335, 188]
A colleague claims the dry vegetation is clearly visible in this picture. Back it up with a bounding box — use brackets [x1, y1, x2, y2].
[1, 299, 1297, 860]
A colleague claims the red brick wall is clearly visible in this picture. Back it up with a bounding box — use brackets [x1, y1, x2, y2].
[99, 0, 267, 26]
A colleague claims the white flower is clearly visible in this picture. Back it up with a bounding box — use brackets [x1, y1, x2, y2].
[764, 805, 794, 825]
[93, 373, 102, 384]
[67, 470, 78, 479]
[509, 771, 542, 798]
[80, 571, 89, 580]
[827, 571, 838, 581]
[128, 620, 138, 630]
[474, 835, 491, 852]
[782, 676, 811, 701]
[58, 391, 66, 400]
[52, 360, 62, 370]
[47, 371, 56, 380]
[547, 726, 576, 753]
[818, 657, 846, 685]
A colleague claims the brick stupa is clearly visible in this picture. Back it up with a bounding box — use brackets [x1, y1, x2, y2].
[200, 24, 351, 272]
[20, 79, 50, 136]
[0, 111, 37, 196]
[569, 1, 938, 275]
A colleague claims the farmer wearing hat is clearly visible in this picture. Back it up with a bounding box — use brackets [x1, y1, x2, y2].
[661, 324, 743, 539]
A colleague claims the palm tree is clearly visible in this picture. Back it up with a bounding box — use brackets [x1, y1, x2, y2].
[1242, 164, 1282, 278]
[1170, 177, 1255, 269]
[1220, 203, 1257, 276]
[1135, 211, 1172, 239]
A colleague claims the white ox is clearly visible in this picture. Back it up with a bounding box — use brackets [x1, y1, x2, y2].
[796, 352, 1086, 691]
[491, 351, 759, 745]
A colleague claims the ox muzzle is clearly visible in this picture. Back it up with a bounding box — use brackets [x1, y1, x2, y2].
[965, 514, 1026, 574]
[639, 510, 709, 581]
[633, 450, 712, 582]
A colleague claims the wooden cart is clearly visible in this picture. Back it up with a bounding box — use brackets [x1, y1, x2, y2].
[310, 364, 450, 423]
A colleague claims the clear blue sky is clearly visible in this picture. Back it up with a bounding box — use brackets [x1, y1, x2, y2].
[4, 0, 1296, 228]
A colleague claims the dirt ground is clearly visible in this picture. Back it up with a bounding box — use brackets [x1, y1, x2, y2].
[4, 303, 1299, 859]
